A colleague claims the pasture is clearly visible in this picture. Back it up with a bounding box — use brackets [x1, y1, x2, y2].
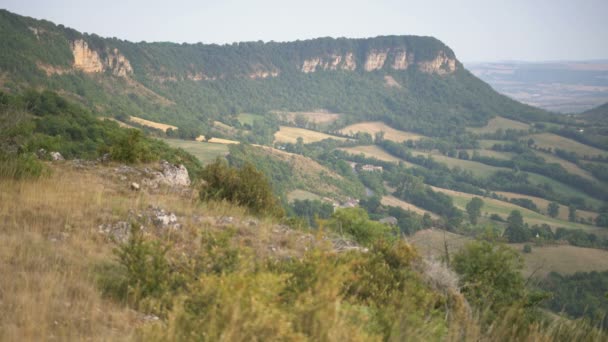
[496, 191, 598, 223]
[338, 145, 417, 167]
[529, 133, 607, 158]
[274, 126, 347, 144]
[161, 139, 229, 164]
[467, 116, 530, 134]
[237, 113, 264, 126]
[272, 110, 341, 124]
[410, 151, 509, 177]
[381, 196, 438, 218]
[129, 116, 177, 132]
[339, 122, 424, 142]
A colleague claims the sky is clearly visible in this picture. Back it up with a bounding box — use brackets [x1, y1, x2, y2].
[1, 0, 607, 62]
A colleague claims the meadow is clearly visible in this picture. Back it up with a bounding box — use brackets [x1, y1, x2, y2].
[467, 116, 530, 134]
[161, 139, 229, 164]
[274, 126, 347, 144]
[129, 116, 177, 132]
[339, 121, 424, 142]
[529, 132, 608, 158]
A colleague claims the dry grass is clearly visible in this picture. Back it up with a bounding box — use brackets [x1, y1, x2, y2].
[201, 137, 240, 144]
[529, 133, 608, 158]
[410, 151, 509, 177]
[129, 116, 177, 132]
[381, 195, 438, 219]
[467, 116, 530, 134]
[0, 163, 298, 340]
[339, 122, 424, 142]
[274, 126, 347, 144]
[409, 229, 472, 259]
[495, 191, 598, 222]
[161, 139, 229, 164]
[512, 244, 608, 279]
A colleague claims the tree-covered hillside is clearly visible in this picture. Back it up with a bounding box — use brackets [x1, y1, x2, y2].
[0, 9, 552, 136]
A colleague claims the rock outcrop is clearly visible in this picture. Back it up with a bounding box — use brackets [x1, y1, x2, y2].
[142, 160, 191, 188]
[301, 53, 357, 73]
[364, 50, 388, 71]
[417, 51, 457, 75]
[70, 39, 133, 77]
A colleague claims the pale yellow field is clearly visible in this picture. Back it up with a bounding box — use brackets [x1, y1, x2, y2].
[381, 196, 438, 219]
[411, 230, 608, 279]
[338, 145, 417, 167]
[512, 244, 608, 278]
[463, 149, 514, 160]
[467, 116, 530, 134]
[274, 126, 347, 144]
[129, 116, 177, 132]
[272, 110, 341, 124]
[529, 133, 607, 158]
[496, 191, 598, 222]
[206, 137, 240, 144]
[339, 122, 424, 142]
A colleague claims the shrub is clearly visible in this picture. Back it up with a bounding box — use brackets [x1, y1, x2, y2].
[522, 244, 532, 253]
[200, 159, 284, 217]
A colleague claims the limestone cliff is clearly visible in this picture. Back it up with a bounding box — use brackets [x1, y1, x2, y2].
[70, 39, 133, 77]
[298, 46, 456, 75]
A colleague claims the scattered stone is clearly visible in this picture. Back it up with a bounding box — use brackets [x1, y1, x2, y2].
[146, 205, 181, 230]
[130, 182, 140, 191]
[37, 148, 47, 159]
[217, 216, 235, 225]
[98, 221, 131, 243]
[98, 153, 111, 163]
[50, 151, 64, 161]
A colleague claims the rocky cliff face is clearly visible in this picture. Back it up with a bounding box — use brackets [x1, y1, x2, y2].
[299, 47, 456, 75]
[70, 39, 133, 77]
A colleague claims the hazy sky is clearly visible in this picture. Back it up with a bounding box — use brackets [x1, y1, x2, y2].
[2, 0, 607, 62]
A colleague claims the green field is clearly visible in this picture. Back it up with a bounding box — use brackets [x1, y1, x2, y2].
[287, 189, 323, 202]
[467, 116, 530, 134]
[464, 149, 515, 160]
[161, 139, 229, 164]
[411, 151, 509, 177]
[237, 113, 264, 126]
[533, 150, 596, 181]
[430, 186, 607, 236]
[526, 173, 604, 209]
[529, 133, 608, 158]
[339, 145, 418, 167]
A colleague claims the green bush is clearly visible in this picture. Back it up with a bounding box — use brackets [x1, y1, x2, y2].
[200, 159, 284, 217]
[0, 151, 48, 179]
[523, 244, 532, 253]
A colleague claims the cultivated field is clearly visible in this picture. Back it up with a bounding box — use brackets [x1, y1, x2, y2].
[496, 191, 598, 222]
[512, 244, 608, 279]
[467, 116, 530, 134]
[287, 189, 323, 202]
[237, 113, 264, 126]
[272, 110, 341, 124]
[429, 186, 607, 236]
[129, 116, 177, 132]
[533, 150, 596, 181]
[463, 149, 515, 160]
[204, 137, 240, 144]
[274, 126, 347, 144]
[161, 139, 229, 164]
[381, 196, 438, 219]
[526, 173, 604, 209]
[100, 117, 136, 129]
[410, 151, 509, 177]
[529, 133, 608, 158]
[339, 122, 424, 142]
[338, 145, 417, 167]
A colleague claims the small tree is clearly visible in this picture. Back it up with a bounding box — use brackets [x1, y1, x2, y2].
[453, 240, 525, 314]
[547, 202, 560, 218]
[504, 210, 530, 243]
[466, 197, 484, 225]
[568, 206, 577, 222]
